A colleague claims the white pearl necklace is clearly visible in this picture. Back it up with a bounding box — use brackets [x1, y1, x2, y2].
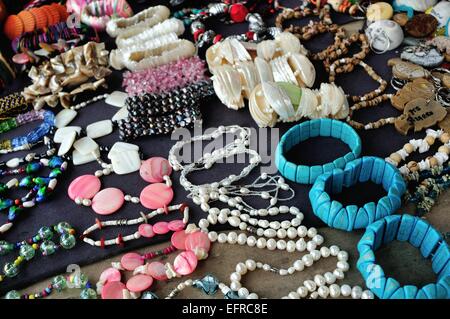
[169, 125, 374, 299]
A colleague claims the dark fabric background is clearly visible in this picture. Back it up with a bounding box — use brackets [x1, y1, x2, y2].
[0, 0, 432, 294]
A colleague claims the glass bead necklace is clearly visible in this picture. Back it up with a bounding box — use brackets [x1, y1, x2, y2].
[168, 124, 374, 299]
[0, 222, 76, 283]
[4, 271, 97, 299]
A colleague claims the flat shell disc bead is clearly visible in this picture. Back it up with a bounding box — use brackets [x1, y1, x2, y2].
[153, 221, 169, 234]
[139, 157, 172, 183]
[168, 220, 185, 231]
[99, 267, 121, 284]
[139, 183, 174, 209]
[174, 251, 198, 275]
[138, 224, 155, 238]
[147, 262, 168, 280]
[121, 252, 144, 271]
[91, 187, 125, 215]
[126, 274, 153, 292]
[171, 230, 188, 250]
[101, 281, 127, 299]
[68, 175, 101, 200]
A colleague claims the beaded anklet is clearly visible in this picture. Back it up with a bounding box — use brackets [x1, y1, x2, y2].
[386, 129, 450, 176]
[0, 110, 55, 154]
[0, 222, 76, 282]
[357, 214, 450, 299]
[4, 272, 97, 299]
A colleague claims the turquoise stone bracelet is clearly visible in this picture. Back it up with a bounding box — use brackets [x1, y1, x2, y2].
[309, 156, 406, 231]
[275, 119, 362, 184]
[357, 214, 450, 299]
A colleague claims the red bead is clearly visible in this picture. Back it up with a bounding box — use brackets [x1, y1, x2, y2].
[117, 234, 124, 246]
[246, 31, 255, 40]
[213, 34, 223, 43]
[100, 237, 105, 249]
[193, 29, 205, 42]
[229, 3, 248, 23]
[14, 199, 20, 205]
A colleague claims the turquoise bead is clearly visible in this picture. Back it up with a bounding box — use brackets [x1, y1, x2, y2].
[0, 241, 14, 255]
[5, 290, 21, 299]
[19, 244, 36, 260]
[52, 275, 67, 292]
[193, 275, 219, 295]
[38, 226, 54, 240]
[40, 240, 57, 256]
[59, 233, 76, 249]
[80, 288, 97, 299]
[56, 222, 72, 234]
[3, 262, 19, 277]
[141, 291, 159, 299]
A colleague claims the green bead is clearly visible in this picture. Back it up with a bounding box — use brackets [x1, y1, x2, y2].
[3, 262, 19, 277]
[80, 288, 97, 299]
[5, 290, 21, 299]
[38, 226, 54, 240]
[0, 183, 8, 194]
[19, 244, 36, 261]
[40, 240, 56, 256]
[49, 168, 62, 178]
[277, 82, 302, 110]
[59, 233, 76, 249]
[56, 222, 72, 234]
[25, 162, 41, 174]
[0, 241, 14, 255]
[52, 275, 67, 292]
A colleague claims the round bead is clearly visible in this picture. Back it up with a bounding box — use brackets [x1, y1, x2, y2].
[68, 175, 101, 200]
[140, 183, 174, 209]
[101, 281, 126, 299]
[59, 233, 76, 249]
[138, 224, 155, 238]
[80, 288, 97, 299]
[92, 188, 125, 215]
[19, 244, 35, 260]
[174, 251, 198, 275]
[139, 157, 172, 183]
[99, 267, 121, 284]
[147, 261, 168, 281]
[229, 3, 248, 23]
[126, 274, 154, 292]
[121, 252, 144, 271]
[171, 230, 188, 250]
[153, 222, 170, 234]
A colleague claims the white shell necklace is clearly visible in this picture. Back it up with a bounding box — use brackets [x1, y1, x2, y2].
[168, 125, 374, 299]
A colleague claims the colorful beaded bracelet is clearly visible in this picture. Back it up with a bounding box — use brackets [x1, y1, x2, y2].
[0, 110, 54, 154]
[357, 214, 450, 299]
[309, 156, 406, 231]
[275, 119, 362, 184]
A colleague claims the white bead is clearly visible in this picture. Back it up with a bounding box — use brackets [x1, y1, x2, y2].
[304, 280, 316, 292]
[227, 232, 238, 244]
[330, 245, 340, 256]
[324, 272, 336, 284]
[230, 281, 241, 291]
[245, 259, 256, 271]
[208, 231, 218, 242]
[131, 197, 139, 204]
[279, 205, 289, 213]
[246, 236, 256, 247]
[247, 293, 258, 299]
[262, 264, 271, 271]
[361, 290, 374, 299]
[258, 220, 269, 228]
[269, 221, 280, 229]
[329, 284, 341, 298]
[200, 203, 210, 212]
[286, 240, 296, 252]
[310, 250, 321, 261]
[314, 275, 326, 287]
[228, 216, 240, 227]
[268, 207, 279, 215]
[297, 226, 307, 237]
[256, 238, 266, 248]
[289, 206, 300, 214]
[266, 238, 277, 250]
[82, 199, 92, 206]
[313, 234, 324, 245]
[337, 251, 349, 261]
[351, 286, 363, 299]
[288, 267, 295, 274]
[291, 218, 301, 227]
[293, 260, 304, 271]
[318, 286, 329, 298]
[310, 292, 319, 299]
[288, 292, 300, 299]
[340, 284, 352, 297]
[337, 261, 349, 271]
[258, 209, 268, 216]
[320, 247, 330, 258]
[230, 272, 241, 282]
[279, 269, 288, 276]
[306, 241, 317, 252]
[256, 228, 264, 236]
[287, 227, 297, 239]
[302, 254, 313, 267]
[297, 286, 308, 298]
[218, 233, 228, 243]
[261, 192, 270, 199]
[296, 238, 306, 251]
[236, 263, 247, 275]
[333, 269, 345, 279]
[280, 221, 291, 229]
[238, 287, 249, 298]
[237, 233, 247, 245]
[199, 219, 209, 229]
[276, 240, 286, 250]
[307, 227, 317, 238]
[263, 229, 277, 238]
[277, 228, 287, 239]
[218, 213, 228, 224]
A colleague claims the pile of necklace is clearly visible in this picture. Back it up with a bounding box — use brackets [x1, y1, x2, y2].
[0, 222, 76, 283]
[168, 125, 374, 299]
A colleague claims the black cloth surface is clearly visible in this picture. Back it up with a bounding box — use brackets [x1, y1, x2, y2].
[0, 0, 428, 294]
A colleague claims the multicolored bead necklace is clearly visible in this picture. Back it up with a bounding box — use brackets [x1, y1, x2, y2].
[4, 271, 97, 299]
[0, 222, 76, 283]
[0, 155, 67, 235]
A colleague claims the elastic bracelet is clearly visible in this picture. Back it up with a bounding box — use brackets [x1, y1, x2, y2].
[80, 0, 133, 31]
[275, 119, 362, 184]
[357, 214, 450, 299]
[309, 156, 406, 231]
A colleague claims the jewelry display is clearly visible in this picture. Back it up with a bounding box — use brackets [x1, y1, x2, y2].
[386, 129, 450, 177]
[122, 56, 208, 96]
[275, 119, 362, 184]
[106, 5, 170, 38]
[98, 226, 211, 298]
[22, 42, 111, 110]
[0, 222, 76, 282]
[80, 0, 133, 31]
[118, 80, 213, 140]
[0, 93, 30, 120]
[357, 214, 449, 299]
[310, 156, 406, 231]
[0, 110, 54, 154]
[80, 203, 189, 248]
[4, 271, 97, 299]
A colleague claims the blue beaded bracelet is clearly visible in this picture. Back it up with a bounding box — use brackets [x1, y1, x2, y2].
[357, 214, 450, 299]
[309, 156, 406, 231]
[275, 119, 362, 184]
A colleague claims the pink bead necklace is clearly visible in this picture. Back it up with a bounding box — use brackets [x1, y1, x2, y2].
[97, 226, 211, 299]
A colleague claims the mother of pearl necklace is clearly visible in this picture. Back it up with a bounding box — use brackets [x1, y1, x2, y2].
[168, 125, 374, 299]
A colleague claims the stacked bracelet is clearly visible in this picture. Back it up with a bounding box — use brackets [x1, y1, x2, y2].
[309, 156, 406, 231]
[357, 214, 450, 299]
[275, 119, 362, 184]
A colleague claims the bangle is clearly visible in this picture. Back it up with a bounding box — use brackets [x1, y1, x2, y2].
[0, 110, 54, 154]
[275, 119, 362, 184]
[80, 0, 133, 31]
[309, 156, 406, 231]
[357, 214, 450, 299]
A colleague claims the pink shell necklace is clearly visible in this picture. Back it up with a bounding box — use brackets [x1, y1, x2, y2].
[98, 228, 211, 298]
